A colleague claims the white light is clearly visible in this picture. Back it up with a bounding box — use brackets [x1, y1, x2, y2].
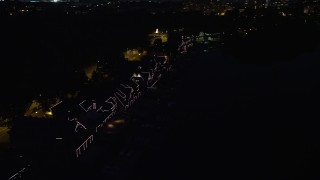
[56, 137, 63, 140]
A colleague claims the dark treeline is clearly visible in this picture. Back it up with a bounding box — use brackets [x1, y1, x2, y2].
[223, 8, 320, 62]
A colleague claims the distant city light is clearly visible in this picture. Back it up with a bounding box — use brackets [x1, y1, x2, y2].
[45, 111, 53, 116]
[114, 119, 125, 124]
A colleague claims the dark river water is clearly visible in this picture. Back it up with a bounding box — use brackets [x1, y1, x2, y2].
[131, 48, 320, 180]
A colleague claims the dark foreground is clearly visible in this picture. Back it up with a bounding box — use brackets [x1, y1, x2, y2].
[131, 49, 320, 180]
[3, 48, 320, 180]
